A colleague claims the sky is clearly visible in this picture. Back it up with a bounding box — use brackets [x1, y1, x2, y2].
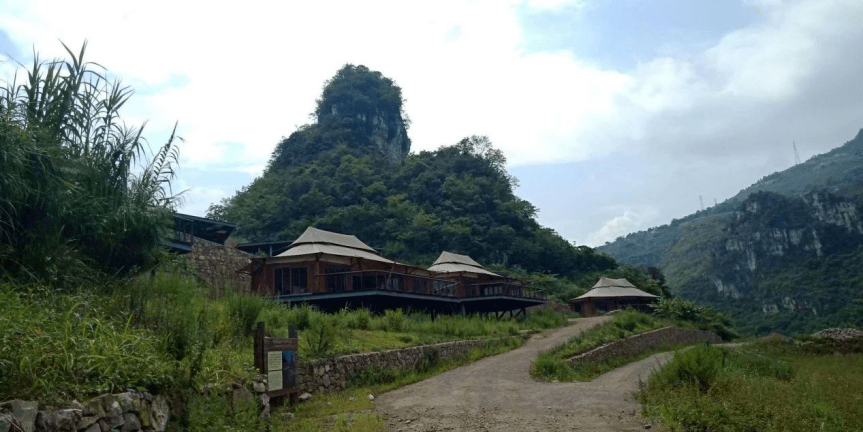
[2, 0, 862, 247]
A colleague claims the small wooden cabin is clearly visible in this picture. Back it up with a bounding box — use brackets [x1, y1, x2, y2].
[569, 277, 657, 316]
[427, 251, 531, 298]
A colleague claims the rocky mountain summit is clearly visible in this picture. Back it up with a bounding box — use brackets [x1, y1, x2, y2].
[268, 64, 411, 169]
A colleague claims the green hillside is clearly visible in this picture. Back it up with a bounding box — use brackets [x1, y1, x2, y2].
[208, 65, 618, 281]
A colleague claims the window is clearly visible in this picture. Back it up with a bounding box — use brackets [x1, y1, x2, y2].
[274, 266, 307, 295]
[290, 267, 307, 294]
[274, 268, 284, 294]
[385, 275, 403, 291]
[325, 266, 347, 292]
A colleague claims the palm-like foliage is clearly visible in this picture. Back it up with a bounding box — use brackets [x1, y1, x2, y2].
[0, 42, 182, 284]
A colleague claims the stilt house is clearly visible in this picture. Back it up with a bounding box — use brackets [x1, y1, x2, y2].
[246, 227, 545, 314]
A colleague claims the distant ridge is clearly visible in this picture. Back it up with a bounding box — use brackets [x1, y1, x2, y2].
[597, 128, 863, 335]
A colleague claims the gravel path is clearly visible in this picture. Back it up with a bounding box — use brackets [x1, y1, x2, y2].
[374, 316, 670, 431]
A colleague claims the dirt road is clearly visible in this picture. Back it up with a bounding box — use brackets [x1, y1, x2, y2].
[374, 316, 670, 431]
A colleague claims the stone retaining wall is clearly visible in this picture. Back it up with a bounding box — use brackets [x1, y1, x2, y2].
[567, 326, 721, 366]
[298, 336, 522, 394]
[186, 238, 252, 297]
[0, 338, 519, 430]
[0, 391, 170, 432]
[0, 379, 270, 432]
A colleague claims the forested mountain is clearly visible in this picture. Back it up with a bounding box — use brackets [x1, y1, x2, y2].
[598, 129, 863, 334]
[208, 65, 617, 279]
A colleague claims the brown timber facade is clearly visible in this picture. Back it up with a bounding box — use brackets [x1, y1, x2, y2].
[245, 227, 545, 314]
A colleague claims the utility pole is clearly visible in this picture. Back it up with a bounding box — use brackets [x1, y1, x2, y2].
[793, 142, 801, 165]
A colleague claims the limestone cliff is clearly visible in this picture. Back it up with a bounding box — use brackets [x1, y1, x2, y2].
[674, 190, 863, 334]
[269, 64, 411, 169]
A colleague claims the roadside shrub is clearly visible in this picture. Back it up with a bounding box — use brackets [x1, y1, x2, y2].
[614, 309, 656, 331]
[305, 313, 345, 358]
[531, 351, 577, 382]
[185, 390, 261, 432]
[651, 344, 725, 392]
[128, 271, 211, 361]
[349, 366, 400, 387]
[520, 308, 568, 329]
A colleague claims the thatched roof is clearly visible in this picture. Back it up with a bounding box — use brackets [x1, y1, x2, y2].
[276, 227, 393, 264]
[571, 277, 657, 302]
[427, 251, 500, 277]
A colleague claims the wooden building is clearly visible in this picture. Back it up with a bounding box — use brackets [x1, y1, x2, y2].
[245, 227, 545, 314]
[569, 277, 657, 317]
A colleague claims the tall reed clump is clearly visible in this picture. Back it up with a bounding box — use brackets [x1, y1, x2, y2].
[0, 41, 182, 287]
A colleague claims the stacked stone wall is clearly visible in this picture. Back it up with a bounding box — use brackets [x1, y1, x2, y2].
[0, 380, 270, 432]
[0, 392, 170, 432]
[567, 326, 721, 366]
[0, 338, 520, 430]
[186, 238, 253, 297]
[297, 336, 522, 394]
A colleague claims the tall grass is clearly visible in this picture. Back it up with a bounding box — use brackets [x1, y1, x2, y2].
[1, 265, 571, 407]
[1, 42, 182, 285]
[531, 309, 664, 382]
[639, 340, 862, 431]
[0, 284, 177, 405]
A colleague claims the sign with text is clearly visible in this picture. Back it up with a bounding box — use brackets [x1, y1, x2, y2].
[253, 323, 299, 405]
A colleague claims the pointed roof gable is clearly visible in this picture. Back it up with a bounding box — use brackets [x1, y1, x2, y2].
[276, 227, 393, 264]
[428, 251, 501, 277]
[571, 277, 657, 301]
[291, 226, 376, 252]
[592, 277, 637, 289]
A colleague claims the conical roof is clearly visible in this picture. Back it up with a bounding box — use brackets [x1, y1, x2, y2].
[572, 277, 657, 301]
[276, 227, 393, 263]
[428, 251, 500, 277]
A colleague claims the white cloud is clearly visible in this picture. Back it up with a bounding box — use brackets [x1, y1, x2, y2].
[2, 0, 862, 241]
[586, 207, 659, 247]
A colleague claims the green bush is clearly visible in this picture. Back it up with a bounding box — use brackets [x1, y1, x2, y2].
[381, 309, 407, 332]
[185, 390, 261, 432]
[650, 344, 725, 392]
[342, 307, 372, 330]
[305, 313, 345, 358]
[227, 294, 265, 337]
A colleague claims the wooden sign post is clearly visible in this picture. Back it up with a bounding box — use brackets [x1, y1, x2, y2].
[254, 322, 299, 406]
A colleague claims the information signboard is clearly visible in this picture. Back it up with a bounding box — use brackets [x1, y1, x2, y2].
[253, 323, 299, 405]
